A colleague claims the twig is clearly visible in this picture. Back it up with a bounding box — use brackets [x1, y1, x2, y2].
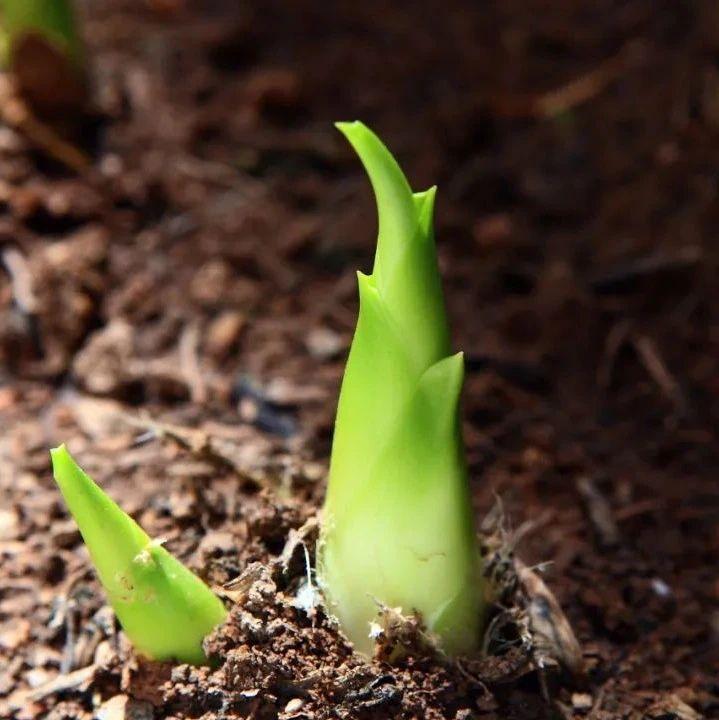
[587, 685, 608, 720]
[179, 321, 207, 404]
[279, 516, 320, 572]
[589, 246, 702, 293]
[0, 75, 90, 174]
[632, 334, 686, 413]
[1, 247, 38, 314]
[121, 414, 273, 489]
[598, 323, 686, 414]
[597, 320, 632, 391]
[510, 510, 555, 549]
[8, 664, 96, 708]
[488, 42, 640, 119]
[614, 498, 665, 521]
[535, 48, 630, 117]
[576, 476, 620, 548]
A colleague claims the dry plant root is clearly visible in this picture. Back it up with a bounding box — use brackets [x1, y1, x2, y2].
[480, 503, 584, 688]
[369, 602, 439, 664]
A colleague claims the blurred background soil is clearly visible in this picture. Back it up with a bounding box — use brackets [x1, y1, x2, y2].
[0, 1, 717, 718]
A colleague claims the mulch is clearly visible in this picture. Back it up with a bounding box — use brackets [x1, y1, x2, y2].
[0, 1, 717, 718]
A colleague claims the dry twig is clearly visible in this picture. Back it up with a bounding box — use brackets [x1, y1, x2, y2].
[0, 75, 90, 174]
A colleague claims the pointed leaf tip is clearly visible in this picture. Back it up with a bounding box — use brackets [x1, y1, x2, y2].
[413, 186, 438, 239]
[50, 445, 227, 665]
[335, 121, 416, 293]
[335, 120, 363, 133]
[50, 443, 69, 464]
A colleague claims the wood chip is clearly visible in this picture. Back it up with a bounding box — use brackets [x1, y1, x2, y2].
[517, 561, 584, 677]
[571, 692, 593, 711]
[205, 311, 246, 359]
[8, 664, 96, 709]
[283, 697, 305, 715]
[96, 694, 154, 720]
[0, 508, 20, 541]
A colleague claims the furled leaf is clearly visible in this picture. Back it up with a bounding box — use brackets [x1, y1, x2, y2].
[318, 122, 483, 656]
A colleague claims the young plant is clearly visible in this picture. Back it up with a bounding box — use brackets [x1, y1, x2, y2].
[1, 0, 85, 114]
[51, 445, 227, 665]
[317, 122, 484, 656]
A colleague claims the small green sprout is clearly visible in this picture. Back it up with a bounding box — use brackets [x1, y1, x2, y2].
[1, 0, 85, 113]
[51, 445, 227, 665]
[317, 122, 484, 656]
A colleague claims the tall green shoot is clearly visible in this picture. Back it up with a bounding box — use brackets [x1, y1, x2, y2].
[317, 122, 484, 656]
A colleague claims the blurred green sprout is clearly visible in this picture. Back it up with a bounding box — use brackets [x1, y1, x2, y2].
[1, 0, 85, 113]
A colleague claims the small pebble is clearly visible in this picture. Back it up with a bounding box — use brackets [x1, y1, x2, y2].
[571, 692, 593, 711]
[206, 311, 245, 359]
[0, 509, 19, 541]
[284, 698, 304, 714]
[96, 694, 154, 720]
[305, 327, 343, 359]
[651, 577, 672, 598]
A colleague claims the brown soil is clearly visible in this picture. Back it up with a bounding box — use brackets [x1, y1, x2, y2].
[1, 1, 718, 718]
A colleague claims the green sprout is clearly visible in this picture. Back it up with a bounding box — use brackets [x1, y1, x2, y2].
[317, 122, 484, 656]
[51, 445, 227, 665]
